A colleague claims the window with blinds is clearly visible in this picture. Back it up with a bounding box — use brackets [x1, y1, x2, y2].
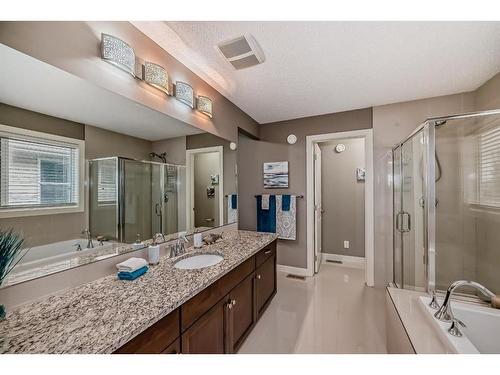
[97, 159, 117, 204]
[479, 126, 500, 207]
[0, 135, 80, 210]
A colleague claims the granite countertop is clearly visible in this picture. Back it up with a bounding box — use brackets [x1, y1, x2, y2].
[0, 230, 277, 354]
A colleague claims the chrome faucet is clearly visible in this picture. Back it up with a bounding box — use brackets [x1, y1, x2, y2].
[152, 232, 165, 245]
[81, 229, 94, 249]
[170, 234, 188, 258]
[434, 280, 496, 337]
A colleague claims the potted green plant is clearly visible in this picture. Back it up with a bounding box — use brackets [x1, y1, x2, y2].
[0, 229, 28, 320]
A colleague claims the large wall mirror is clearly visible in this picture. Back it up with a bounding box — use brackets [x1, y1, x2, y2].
[0, 44, 238, 286]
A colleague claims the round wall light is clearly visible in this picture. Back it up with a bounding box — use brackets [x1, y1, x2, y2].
[230, 142, 237, 150]
[335, 144, 346, 153]
[287, 134, 297, 145]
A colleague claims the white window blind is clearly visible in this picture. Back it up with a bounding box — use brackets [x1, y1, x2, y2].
[0, 136, 79, 209]
[479, 126, 500, 207]
[97, 159, 117, 204]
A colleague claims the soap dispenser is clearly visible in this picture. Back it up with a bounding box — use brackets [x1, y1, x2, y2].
[148, 233, 164, 265]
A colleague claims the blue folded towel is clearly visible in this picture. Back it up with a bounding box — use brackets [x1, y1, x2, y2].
[282, 194, 291, 211]
[231, 194, 238, 209]
[118, 266, 148, 280]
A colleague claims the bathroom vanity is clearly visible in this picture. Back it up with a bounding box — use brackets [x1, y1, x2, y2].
[0, 230, 277, 354]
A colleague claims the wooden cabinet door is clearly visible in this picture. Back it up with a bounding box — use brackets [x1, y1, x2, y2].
[181, 298, 229, 354]
[228, 272, 255, 353]
[255, 252, 276, 318]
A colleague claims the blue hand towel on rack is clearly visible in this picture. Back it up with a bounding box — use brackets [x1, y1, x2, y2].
[118, 265, 148, 280]
[282, 194, 291, 211]
[256, 195, 276, 233]
[231, 194, 238, 209]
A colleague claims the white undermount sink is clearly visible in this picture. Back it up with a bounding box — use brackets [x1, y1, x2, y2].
[174, 254, 223, 270]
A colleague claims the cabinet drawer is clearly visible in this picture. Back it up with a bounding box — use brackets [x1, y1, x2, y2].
[255, 241, 276, 268]
[181, 257, 254, 331]
[114, 308, 180, 354]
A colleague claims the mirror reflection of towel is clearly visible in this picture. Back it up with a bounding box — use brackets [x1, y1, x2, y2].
[227, 194, 238, 224]
[276, 195, 296, 240]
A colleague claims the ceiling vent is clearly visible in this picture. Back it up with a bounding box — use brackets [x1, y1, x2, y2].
[217, 35, 265, 70]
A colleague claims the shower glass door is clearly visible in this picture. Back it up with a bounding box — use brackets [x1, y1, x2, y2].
[394, 130, 426, 290]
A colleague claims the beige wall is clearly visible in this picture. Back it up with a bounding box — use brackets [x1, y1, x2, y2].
[151, 136, 187, 165]
[0, 21, 259, 142]
[85, 124, 152, 160]
[238, 108, 372, 268]
[319, 138, 365, 258]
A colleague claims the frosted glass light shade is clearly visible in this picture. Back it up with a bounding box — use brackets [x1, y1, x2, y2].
[144, 61, 170, 95]
[101, 33, 136, 76]
[175, 81, 194, 108]
[197, 96, 213, 118]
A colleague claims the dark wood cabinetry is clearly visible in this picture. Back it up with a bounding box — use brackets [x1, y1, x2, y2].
[255, 248, 277, 318]
[114, 308, 180, 354]
[181, 298, 228, 354]
[114, 240, 277, 354]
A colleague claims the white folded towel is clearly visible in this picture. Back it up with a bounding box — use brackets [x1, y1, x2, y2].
[116, 257, 148, 273]
[261, 194, 270, 210]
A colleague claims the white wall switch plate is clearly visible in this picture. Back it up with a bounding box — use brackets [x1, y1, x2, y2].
[343, 240, 350, 249]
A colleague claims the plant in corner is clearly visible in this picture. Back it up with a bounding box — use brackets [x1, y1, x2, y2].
[0, 229, 28, 320]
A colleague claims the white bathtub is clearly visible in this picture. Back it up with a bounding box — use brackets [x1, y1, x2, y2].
[16, 239, 127, 269]
[419, 296, 500, 353]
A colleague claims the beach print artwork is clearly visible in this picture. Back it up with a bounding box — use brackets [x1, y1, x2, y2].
[263, 161, 289, 188]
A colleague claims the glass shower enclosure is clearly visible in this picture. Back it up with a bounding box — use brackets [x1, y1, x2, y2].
[392, 109, 500, 295]
[88, 157, 186, 244]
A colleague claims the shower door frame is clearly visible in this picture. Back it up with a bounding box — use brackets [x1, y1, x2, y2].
[392, 108, 500, 293]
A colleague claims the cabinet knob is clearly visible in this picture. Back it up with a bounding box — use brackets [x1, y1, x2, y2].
[227, 302, 232, 310]
[232, 299, 237, 306]
[256, 274, 261, 280]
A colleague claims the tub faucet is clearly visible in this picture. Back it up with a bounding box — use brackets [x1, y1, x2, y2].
[81, 229, 94, 249]
[434, 280, 496, 337]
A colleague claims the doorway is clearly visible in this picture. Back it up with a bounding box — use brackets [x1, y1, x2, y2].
[186, 146, 224, 231]
[306, 129, 374, 286]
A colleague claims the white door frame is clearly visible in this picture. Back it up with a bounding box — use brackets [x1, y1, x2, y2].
[306, 129, 374, 287]
[186, 146, 224, 230]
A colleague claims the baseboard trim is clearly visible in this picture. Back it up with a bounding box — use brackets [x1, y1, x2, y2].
[321, 253, 365, 269]
[277, 265, 310, 277]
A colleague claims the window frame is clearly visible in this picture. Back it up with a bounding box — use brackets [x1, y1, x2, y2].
[0, 124, 85, 218]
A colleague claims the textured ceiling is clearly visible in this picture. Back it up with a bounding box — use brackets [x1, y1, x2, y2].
[133, 21, 500, 124]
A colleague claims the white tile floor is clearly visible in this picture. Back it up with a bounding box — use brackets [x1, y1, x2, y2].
[239, 263, 387, 353]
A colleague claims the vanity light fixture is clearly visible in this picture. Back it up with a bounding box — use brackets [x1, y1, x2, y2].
[175, 81, 195, 108]
[287, 134, 297, 145]
[144, 61, 171, 95]
[197, 96, 213, 118]
[101, 33, 136, 77]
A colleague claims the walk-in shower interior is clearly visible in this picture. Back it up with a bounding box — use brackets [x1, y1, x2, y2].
[89, 157, 186, 244]
[393, 110, 500, 295]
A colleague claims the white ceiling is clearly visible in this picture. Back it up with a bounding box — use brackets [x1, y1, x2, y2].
[0, 44, 202, 141]
[133, 21, 500, 124]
